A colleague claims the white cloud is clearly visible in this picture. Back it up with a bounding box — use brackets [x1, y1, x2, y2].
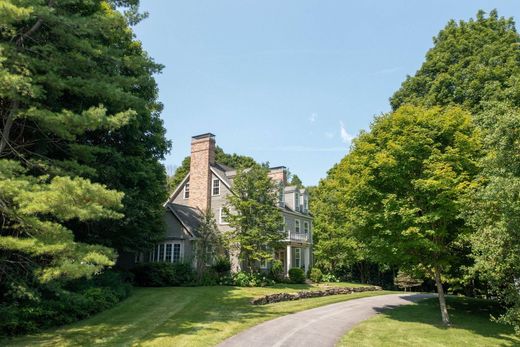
[309, 112, 317, 123]
[340, 121, 354, 144]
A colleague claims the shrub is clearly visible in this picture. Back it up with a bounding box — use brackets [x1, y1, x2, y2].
[0, 270, 132, 336]
[212, 256, 231, 275]
[309, 268, 323, 283]
[268, 260, 284, 282]
[233, 271, 275, 287]
[288, 268, 306, 284]
[132, 262, 194, 287]
[322, 273, 340, 282]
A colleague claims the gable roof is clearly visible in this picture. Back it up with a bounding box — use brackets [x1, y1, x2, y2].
[166, 203, 202, 238]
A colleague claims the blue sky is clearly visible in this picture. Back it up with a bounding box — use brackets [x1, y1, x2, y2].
[133, 1, 519, 186]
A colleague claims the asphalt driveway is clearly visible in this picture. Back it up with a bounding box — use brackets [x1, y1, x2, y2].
[218, 293, 434, 347]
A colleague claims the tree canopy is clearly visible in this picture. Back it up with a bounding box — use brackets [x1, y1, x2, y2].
[0, 0, 169, 333]
[391, 10, 520, 113]
[224, 165, 284, 272]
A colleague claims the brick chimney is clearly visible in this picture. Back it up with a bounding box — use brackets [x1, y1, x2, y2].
[189, 133, 215, 211]
[268, 166, 287, 185]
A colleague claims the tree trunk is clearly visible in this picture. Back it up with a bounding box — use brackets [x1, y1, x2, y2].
[0, 100, 18, 155]
[434, 266, 450, 326]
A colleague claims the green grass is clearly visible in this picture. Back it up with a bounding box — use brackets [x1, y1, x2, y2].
[3, 282, 387, 347]
[339, 296, 520, 347]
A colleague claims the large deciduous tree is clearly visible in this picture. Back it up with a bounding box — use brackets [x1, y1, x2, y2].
[390, 10, 520, 113]
[224, 165, 284, 272]
[390, 9, 520, 330]
[341, 106, 480, 325]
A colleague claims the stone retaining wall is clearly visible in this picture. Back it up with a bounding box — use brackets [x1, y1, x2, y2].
[251, 286, 382, 305]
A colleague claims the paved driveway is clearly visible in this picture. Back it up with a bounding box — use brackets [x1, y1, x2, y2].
[218, 293, 434, 347]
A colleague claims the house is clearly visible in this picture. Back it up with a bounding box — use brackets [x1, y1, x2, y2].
[135, 133, 313, 275]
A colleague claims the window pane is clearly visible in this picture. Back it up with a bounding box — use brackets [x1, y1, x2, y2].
[158, 244, 165, 261]
[165, 244, 173, 262]
[213, 179, 220, 195]
[173, 244, 181, 263]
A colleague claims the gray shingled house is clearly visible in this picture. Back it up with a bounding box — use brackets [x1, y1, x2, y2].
[135, 133, 313, 275]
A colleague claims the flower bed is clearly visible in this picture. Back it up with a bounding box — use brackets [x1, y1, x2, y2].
[251, 286, 382, 305]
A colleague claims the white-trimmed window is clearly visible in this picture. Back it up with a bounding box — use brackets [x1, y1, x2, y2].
[295, 248, 301, 268]
[295, 219, 301, 233]
[303, 221, 309, 234]
[294, 192, 300, 212]
[212, 178, 220, 196]
[184, 182, 190, 199]
[219, 207, 229, 225]
[173, 244, 181, 263]
[303, 195, 309, 213]
[149, 242, 182, 263]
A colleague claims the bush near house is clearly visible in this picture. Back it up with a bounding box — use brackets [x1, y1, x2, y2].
[309, 268, 323, 283]
[288, 268, 306, 284]
[268, 260, 285, 282]
[132, 263, 194, 287]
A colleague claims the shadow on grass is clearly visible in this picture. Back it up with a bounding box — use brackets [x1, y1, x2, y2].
[3, 283, 339, 346]
[373, 294, 518, 345]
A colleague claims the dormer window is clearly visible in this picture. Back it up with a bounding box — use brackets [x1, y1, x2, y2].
[294, 191, 300, 212]
[303, 194, 308, 213]
[184, 182, 190, 199]
[212, 178, 220, 196]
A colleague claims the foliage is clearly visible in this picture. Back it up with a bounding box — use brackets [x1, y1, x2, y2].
[131, 262, 194, 287]
[390, 10, 520, 114]
[268, 259, 284, 282]
[394, 270, 423, 292]
[464, 104, 520, 332]
[0, 270, 131, 336]
[317, 105, 481, 324]
[224, 165, 284, 271]
[288, 268, 306, 284]
[193, 209, 222, 279]
[212, 256, 232, 275]
[289, 174, 304, 188]
[390, 9, 520, 330]
[309, 268, 323, 283]
[322, 273, 340, 283]
[232, 271, 275, 287]
[0, 0, 169, 333]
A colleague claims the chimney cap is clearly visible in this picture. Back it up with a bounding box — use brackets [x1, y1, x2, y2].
[192, 133, 216, 140]
[269, 166, 286, 170]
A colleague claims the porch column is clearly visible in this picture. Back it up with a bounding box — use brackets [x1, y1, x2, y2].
[304, 247, 310, 273]
[286, 244, 292, 276]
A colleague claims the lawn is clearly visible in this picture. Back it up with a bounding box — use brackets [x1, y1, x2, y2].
[3, 282, 386, 347]
[339, 296, 520, 347]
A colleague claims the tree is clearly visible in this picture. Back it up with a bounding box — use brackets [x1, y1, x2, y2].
[0, 0, 169, 331]
[193, 209, 222, 279]
[464, 103, 520, 332]
[310, 171, 368, 278]
[339, 106, 480, 325]
[289, 174, 304, 189]
[224, 165, 284, 272]
[0, 0, 170, 255]
[389, 9, 520, 330]
[391, 10, 520, 114]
